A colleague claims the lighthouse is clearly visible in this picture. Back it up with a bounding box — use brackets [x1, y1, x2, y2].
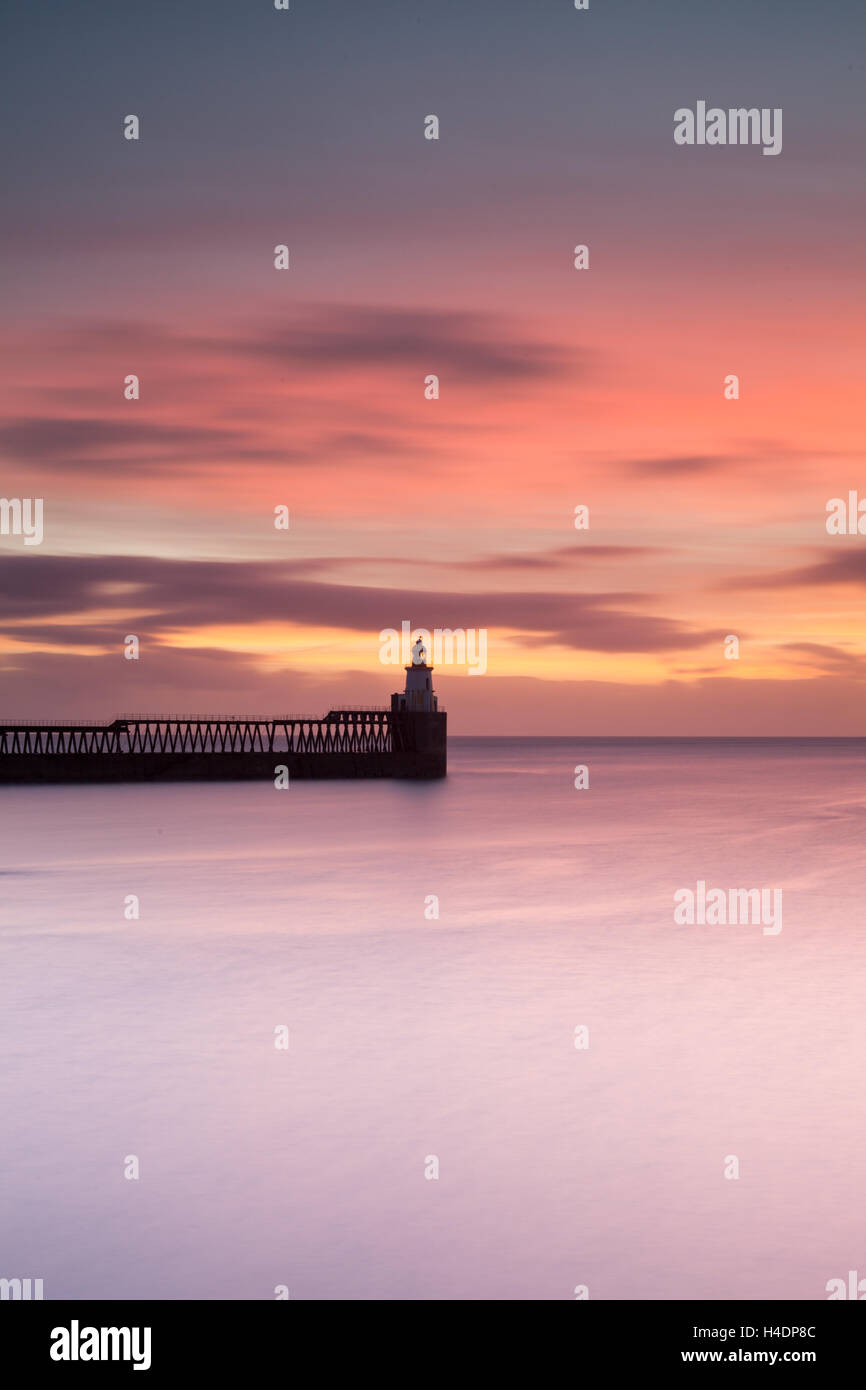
[393, 636, 439, 713]
[0, 642, 446, 783]
[389, 636, 447, 774]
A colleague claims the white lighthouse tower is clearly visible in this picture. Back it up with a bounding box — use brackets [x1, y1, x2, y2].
[389, 635, 446, 774]
[394, 636, 439, 713]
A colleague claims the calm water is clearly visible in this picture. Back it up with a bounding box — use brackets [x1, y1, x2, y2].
[1, 739, 864, 1301]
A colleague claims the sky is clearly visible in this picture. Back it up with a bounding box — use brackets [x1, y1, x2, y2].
[1, 0, 864, 733]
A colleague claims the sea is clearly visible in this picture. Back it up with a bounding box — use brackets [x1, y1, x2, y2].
[1, 738, 864, 1300]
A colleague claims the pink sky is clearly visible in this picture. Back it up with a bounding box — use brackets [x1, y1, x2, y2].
[1, 1, 864, 732]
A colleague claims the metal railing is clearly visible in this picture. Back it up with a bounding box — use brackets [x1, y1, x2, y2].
[0, 712, 394, 758]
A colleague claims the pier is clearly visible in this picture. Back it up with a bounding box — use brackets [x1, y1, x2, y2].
[0, 658, 447, 784]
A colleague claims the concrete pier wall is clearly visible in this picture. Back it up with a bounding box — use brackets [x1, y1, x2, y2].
[0, 750, 445, 783]
[0, 711, 447, 783]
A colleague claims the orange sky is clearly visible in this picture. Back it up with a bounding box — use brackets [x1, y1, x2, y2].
[1, 1, 864, 731]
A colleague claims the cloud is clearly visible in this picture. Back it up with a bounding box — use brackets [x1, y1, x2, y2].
[460, 544, 663, 570]
[31, 307, 577, 386]
[782, 552, 866, 588]
[720, 550, 866, 592]
[515, 614, 721, 654]
[3, 648, 866, 736]
[0, 417, 263, 474]
[0, 623, 147, 648]
[625, 454, 730, 477]
[229, 305, 575, 382]
[778, 642, 866, 673]
[0, 553, 715, 655]
[620, 441, 847, 480]
[0, 417, 431, 479]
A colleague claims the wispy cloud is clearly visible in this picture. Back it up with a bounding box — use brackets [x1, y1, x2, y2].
[0, 417, 263, 474]
[720, 550, 866, 591]
[0, 553, 717, 655]
[229, 305, 577, 382]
